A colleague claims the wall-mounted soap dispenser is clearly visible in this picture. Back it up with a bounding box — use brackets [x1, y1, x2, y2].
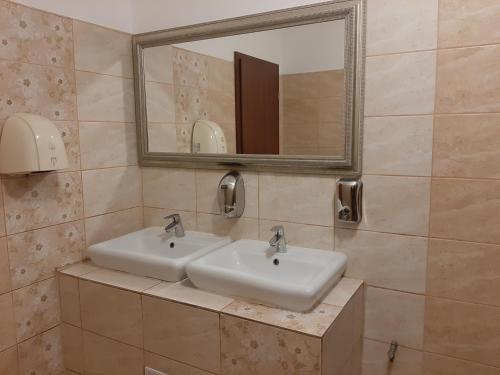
[218, 171, 245, 218]
[336, 178, 362, 223]
[0, 113, 68, 174]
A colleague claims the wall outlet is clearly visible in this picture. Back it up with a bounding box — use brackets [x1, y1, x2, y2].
[145, 367, 167, 375]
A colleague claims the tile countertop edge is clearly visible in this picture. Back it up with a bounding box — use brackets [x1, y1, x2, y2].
[57, 261, 364, 337]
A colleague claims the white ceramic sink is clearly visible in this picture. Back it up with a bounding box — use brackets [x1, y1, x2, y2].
[186, 239, 347, 312]
[87, 227, 231, 281]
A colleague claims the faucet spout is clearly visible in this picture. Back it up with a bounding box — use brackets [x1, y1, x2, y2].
[164, 214, 185, 237]
[269, 225, 287, 253]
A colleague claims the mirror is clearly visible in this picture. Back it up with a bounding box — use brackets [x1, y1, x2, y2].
[133, 1, 365, 174]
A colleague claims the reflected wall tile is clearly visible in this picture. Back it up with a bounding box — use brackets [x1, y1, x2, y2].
[2, 172, 83, 235]
[17, 326, 64, 375]
[0, 292, 16, 351]
[439, 0, 500, 48]
[282, 70, 345, 99]
[0, 345, 18, 375]
[61, 323, 83, 374]
[427, 238, 500, 306]
[76, 71, 135, 122]
[195, 170, 258, 218]
[335, 228, 427, 293]
[362, 339, 423, 375]
[144, 45, 174, 83]
[283, 121, 318, 149]
[423, 352, 500, 375]
[85, 207, 143, 246]
[207, 55, 234, 95]
[174, 85, 209, 124]
[12, 277, 60, 341]
[196, 213, 258, 241]
[366, 0, 438, 55]
[59, 274, 81, 327]
[143, 208, 196, 230]
[220, 314, 321, 375]
[0, 60, 76, 122]
[436, 45, 500, 113]
[259, 219, 333, 251]
[146, 82, 175, 123]
[82, 166, 141, 217]
[433, 114, 500, 178]
[338, 175, 430, 236]
[363, 116, 433, 176]
[55, 121, 81, 172]
[317, 120, 345, 152]
[142, 168, 196, 211]
[207, 89, 235, 125]
[259, 173, 335, 226]
[173, 47, 208, 89]
[365, 51, 436, 116]
[365, 287, 425, 349]
[283, 97, 319, 125]
[80, 122, 137, 169]
[0, 237, 11, 294]
[145, 351, 213, 375]
[0, 1, 74, 67]
[147, 123, 177, 153]
[83, 331, 143, 375]
[429, 178, 500, 244]
[73, 20, 132, 78]
[424, 297, 500, 367]
[7, 220, 85, 289]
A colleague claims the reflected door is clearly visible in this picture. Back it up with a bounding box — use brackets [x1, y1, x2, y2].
[235, 52, 279, 154]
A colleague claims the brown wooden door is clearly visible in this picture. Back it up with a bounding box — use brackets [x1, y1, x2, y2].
[234, 52, 279, 154]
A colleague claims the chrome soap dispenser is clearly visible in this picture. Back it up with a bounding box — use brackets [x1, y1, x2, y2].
[336, 178, 363, 223]
[218, 171, 245, 218]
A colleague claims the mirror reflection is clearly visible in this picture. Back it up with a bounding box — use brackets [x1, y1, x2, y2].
[144, 19, 346, 157]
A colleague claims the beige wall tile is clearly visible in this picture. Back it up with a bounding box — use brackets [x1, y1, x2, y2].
[433, 114, 500, 178]
[80, 122, 137, 169]
[144, 45, 174, 83]
[0, 345, 18, 375]
[439, 0, 500, 48]
[220, 314, 321, 375]
[207, 89, 235, 125]
[147, 123, 177, 152]
[145, 351, 213, 375]
[196, 170, 258, 218]
[207, 55, 234, 95]
[0, 237, 11, 294]
[427, 238, 500, 306]
[85, 207, 143, 246]
[82, 166, 141, 217]
[80, 268, 160, 292]
[173, 48, 208, 88]
[336, 229, 427, 293]
[174, 85, 209, 124]
[338, 175, 431, 236]
[2, 172, 83, 235]
[61, 323, 83, 374]
[0, 1, 73, 67]
[17, 326, 63, 375]
[76, 71, 135, 122]
[58, 274, 81, 327]
[424, 297, 500, 367]
[55, 121, 81, 172]
[12, 277, 60, 341]
[0, 292, 16, 351]
[196, 213, 258, 240]
[423, 352, 500, 375]
[0, 60, 76, 122]
[362, 339, 423, 375]
[143, 296, 220, 373]
[80, 280, 143, 347]
[143, 207, 196, 230]
[83, 331, 143, 375]
[367, 0, 438, 55]
[363, 116, 433, 176]
[146, 81, 175, 123]
[429, 178, 500, 243]
[436, 45, 500, 113]
[365, 51, 436, 116]
[365, 287, 425, 350]
[59, 261, 98, 277]
[7, 221, 84, 289]
[323, 278, 364, 308]
[142, 167, 196, 211]
[259, 219, 333, 251]
[282, 70, 345, 99]
[259, 173, 335, 226]
[73, 20, 132, 78]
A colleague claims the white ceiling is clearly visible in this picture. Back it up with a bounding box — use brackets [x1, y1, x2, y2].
[11, 0, 331, 34]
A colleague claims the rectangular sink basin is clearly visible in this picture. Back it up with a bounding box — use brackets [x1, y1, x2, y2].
[186, 239, 347, 312]
[87, 227, 231, 281]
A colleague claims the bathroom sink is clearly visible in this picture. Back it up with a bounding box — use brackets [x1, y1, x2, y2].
[186, 239, 347, 312]
[87, 227, 231, 281]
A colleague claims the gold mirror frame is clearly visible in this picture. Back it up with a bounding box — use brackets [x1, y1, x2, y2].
[132, 0, 366, 175]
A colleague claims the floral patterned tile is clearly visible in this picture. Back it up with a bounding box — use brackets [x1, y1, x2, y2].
[7, 221, 85, 289]
[54, 121, 81, 172]
[222, 300, 342, 337]
[2, 172, 83, 235]
[0, 0, 74, 67]
[17, 326, 64, 375]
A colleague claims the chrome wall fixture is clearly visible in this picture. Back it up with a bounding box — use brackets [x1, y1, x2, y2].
[336, 178, 363, 223]
[218, 171, 245, 218]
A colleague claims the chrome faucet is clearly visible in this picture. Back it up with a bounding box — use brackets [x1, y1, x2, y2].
[164, 214, 185, 237]
[269, 225, 287, 253]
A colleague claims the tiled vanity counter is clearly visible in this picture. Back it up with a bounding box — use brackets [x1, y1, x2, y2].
[58, 262, 364, 375]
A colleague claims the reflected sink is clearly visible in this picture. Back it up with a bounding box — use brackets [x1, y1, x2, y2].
[87, 227, 231, 281]
[186, 239, 347, 312]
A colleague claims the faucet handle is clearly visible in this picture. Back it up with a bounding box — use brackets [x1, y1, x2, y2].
[270, 225, 284, 236]
[164, 213, 180, 223]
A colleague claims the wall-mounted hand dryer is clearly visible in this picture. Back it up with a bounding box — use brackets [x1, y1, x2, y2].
[0, 113, 68, 174]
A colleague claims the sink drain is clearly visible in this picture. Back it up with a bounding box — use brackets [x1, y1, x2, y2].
[273, 258, 279, 266]
[169, 242, 175, 248]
